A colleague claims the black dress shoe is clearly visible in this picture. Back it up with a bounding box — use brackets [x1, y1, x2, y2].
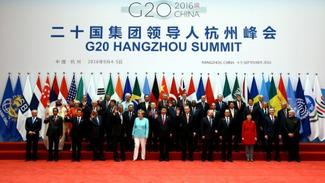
[227, 159, 233, 162]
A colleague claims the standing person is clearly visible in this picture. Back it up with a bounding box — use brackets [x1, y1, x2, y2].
[123, 104, 136, 151]
[132, 110, 149, 161]
[65, 108, 84, 161]
[44, 107, 63, 161]
[200, 109, 218, 162]
[111, 104, 126, 161]
[25, 110, 42, 161]
[176, 106, 196, 161]
[264, 108, 281, 161]
[218, 109, 235, 162]
[89, 110, 105, 161]
[242, 114, 257, 162]
[284, 110, 301, 162]
[157, 107, 173, 161]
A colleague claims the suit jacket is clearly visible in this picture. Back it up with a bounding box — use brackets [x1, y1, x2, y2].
[138, 102, 151, 115]
[25, 117, 42, 138]
[235, 100, 246, 121]
[111, 112, 126, 137]
[123, 111, 136, 136]
[264, 115, 281, 138]
[215, 101, 227, 116]
[89, 115, 104, 139]
[66, 116, 84, 139]
[200, 116, 217, 139]
[157, 114, 172, 138]
[196, 102, 209, 116]
[218, 117, 235, 139]
[176, 113, 196, 137]
[44, 115, 63, 137]
[158, 100, 169, 110]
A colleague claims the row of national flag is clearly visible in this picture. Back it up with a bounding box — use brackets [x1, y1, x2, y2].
[1, 73, 325, 142]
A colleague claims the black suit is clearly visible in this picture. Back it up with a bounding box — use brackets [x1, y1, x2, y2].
[147, 109, 158, 151]
[157, 114, 172, 161]
[176, 113, 196, 160]
[200, 116, 217, 161]
[25, 117, 42, 161]
[44, 115, 63, 161]
[111, 112, 126, 161]
[138, 102, 151, 114]
[218, 117, 235, 161]
[264, 115, 281, 161]
[89, 115, 105, 160]
[101, 104, 112, 151]
[215, 101, 227, 117]
[228, 108, 240, 151]
[283, 117, 300, 161]
[123, 111, 136, 151]
[66, 116, 84, 161]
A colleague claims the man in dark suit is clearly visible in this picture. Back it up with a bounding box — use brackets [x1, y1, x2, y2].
[197, 95, 210, 118]
[123, 104, 136, 151]
[157, 107, 173, 161]
[25, 110, 42, 161]
[147, 102, 158, 151]
[201, 109, 218, 161]
[215, 95, 227, 117]
[264, 108, 282, 161]
[234, 95, 246, 147]
[138, 95, 151, 115]
[177, 93, 191, 112]
[65, 108, 84, 161]
[102, 99, 116, 151]
[191, 100, 201, 151]
[158, 94, 169, 111]
[284, 110, 300, 162]
[44, 107, 63, 161]
[218, 109, 235, 162]
[176, 106, 196, 161]
[89, 110, 105, 161]
[228, 101, 240, 152]
[111, 104, 126, 161]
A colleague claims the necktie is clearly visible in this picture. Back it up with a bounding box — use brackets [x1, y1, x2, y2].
[226, 117, 229, 126]
[78, 117, 81, 124]
[238, 101, 241, 109]
[186, 114, 189, 124]
[129, 112, 132, 120]
[163, 115, 165, 125]
[209, 118, 212, 126]
[96, 117, 99, 126]
[32, 117, 35, 124]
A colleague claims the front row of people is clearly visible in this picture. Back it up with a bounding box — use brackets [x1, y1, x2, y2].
[25, 103, 301, 162]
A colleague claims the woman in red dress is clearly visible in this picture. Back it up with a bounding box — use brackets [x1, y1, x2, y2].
[242, 114, 257, 161]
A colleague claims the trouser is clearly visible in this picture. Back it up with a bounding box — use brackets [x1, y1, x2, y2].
[133, 138, 146, 160]
[286, 136, 300, 161]
[201, 138, 214, 161]
[126, 134, 134, 151]
[265, 136, 280, 160]
[91, 138, 104, 160]
[245, 145, 254, 160]
[26, 134, 39, 160]
[112, 135, 126, 160]
[234, 125, 242, 151]
[71, 137, 82, 160]
[48, 135, 60, 161]
[180, 135, 194, 160]
[221, 137, 233, 161]
[159, 136, 170, 160]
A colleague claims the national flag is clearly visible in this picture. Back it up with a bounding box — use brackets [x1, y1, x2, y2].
[178, 76, 186, 96]
[286, 76, 299, 116]
[76, 76, 85, 102]
[38, 75, 51, 139]
[131, 76, 141, 101]
[213, 74, 222, 100]
[305, 76, 318, 141]
[169, 75, 178, 101]
[111, 75, 123, 102]
[296, 77, 311, 138]
[249, 76, 259, 103]
[86, 74, 97, 103]
[142, 75, 150, 97]
[196, 76, 205, 101]
[58, 74, 69, 104]
[150, 74, 160, 103]
[313, 75, 325, 141]
[159, 75, 169, 100]
[123, 75, 132, 101]
[96, 73, 105, 101]
[278, 74, 288, 102]
[10, 75, 25, 141]
[205, 75, 214, 105]
[268, 76, 282, 115]
[242, 75, 248, 104]
[67, 74, 77, 103]
[223, 74, 232, 102]
[232, 75, 241, 99]
[187, 75, 196, 101]
[29, 75, 42, 110]
[17, 74, 32, 141]
[0, 76, 14, 141]
[106, 74, 114, 96]
[260, 75, 269, 102]
[49, 74, 59, 106]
